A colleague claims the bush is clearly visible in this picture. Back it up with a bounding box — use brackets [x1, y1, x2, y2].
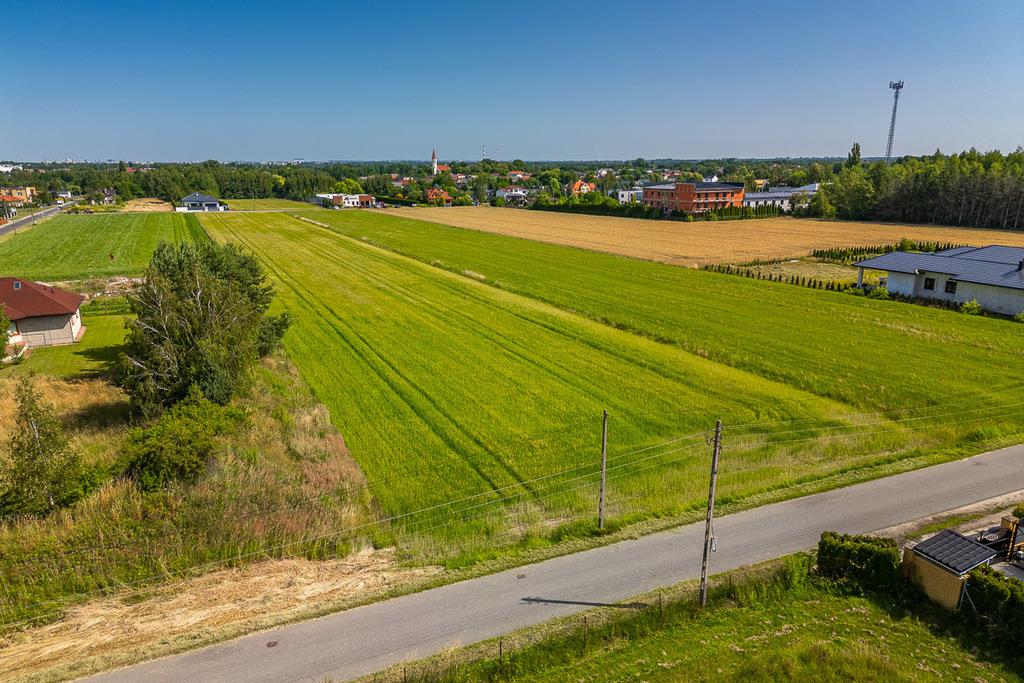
[965, 565, 1024, 644]
[0, 377, 97, 517]
[866, 286, 890, 300]
[959, 299, 982, 315]
[117, 389, 239, 491]
[1013, 312, 1024, 323]
[1013, 501, 1024, 520]
[817, 531, 900, 592]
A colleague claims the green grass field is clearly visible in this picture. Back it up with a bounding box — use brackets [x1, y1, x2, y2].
[411, 578, 1022, 683]
[0, 213, 207, 281]
[224, 198, 321, 211]
[0, 314, 127, 378]
[297, 209, 1024, 416]
[200, 211, 1024, 559]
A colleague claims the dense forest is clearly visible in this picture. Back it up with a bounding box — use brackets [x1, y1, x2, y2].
[3, 148, 1022, 229]
[805, 147, 1024, 230]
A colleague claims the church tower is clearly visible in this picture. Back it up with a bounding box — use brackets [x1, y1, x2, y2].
[431, 149, 438, 176]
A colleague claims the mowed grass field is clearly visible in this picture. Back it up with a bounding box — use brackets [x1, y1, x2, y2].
[203, 211, 1024, 557]
[0, 314, 127, 378]
[389, 206, 1024, 265]
[0, 213, 207, 281]
[224, 198, 322, 211]
[300, 209, 1024, 414]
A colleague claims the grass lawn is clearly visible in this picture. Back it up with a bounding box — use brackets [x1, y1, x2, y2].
[414, 579, 1022, 682]
[1, 314, 128, 378]
[225, 198, 322, 211]
[202, 212, 1024, 563]
[0, 213, 207, 281]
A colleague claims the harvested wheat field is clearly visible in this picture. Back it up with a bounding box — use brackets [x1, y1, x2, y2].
[0, 549, 442, 683]
[390, 206, 1024, 265]
[121, 198, 172, 212]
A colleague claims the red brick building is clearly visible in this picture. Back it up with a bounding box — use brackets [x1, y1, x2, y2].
[642, 181, 745, 213]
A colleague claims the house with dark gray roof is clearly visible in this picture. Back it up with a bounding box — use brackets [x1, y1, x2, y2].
[176, 192, 228, 212]
[855, 245, 1024, 316]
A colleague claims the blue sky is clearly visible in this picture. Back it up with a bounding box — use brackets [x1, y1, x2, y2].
[4, 0, 1022, 161]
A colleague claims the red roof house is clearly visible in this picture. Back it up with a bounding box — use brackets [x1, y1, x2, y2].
[570, 180, 597, 195]
[425, 188, 452, 205]
[1, 278, 86, 349]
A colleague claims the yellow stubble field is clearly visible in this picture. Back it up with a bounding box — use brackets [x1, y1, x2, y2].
[389, 206, 1024, 265]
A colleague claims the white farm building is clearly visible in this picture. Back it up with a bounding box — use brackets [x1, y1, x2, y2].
[855, 245, 1024, 316]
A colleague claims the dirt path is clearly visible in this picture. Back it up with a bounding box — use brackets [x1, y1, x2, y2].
[0, 549, 442, 683]
[390, 207, 1024, 266]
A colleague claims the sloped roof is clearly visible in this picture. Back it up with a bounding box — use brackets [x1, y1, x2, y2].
[182, 192, 219, 204]
[913, 529, 997, 574]
[855, 245, 1024, 292]
[0, 278, 84, 321]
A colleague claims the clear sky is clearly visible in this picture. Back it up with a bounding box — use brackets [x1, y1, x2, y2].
[4, 0, 1022, 162]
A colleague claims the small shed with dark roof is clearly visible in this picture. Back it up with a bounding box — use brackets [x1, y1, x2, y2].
[902, 529, 998, 609]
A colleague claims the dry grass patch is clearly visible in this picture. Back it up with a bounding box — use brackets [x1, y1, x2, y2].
[0, 549, 442, 683]
[390, 207, 1024, 265]
[121, 198, 172, 212]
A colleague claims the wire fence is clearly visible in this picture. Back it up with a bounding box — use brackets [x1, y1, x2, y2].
[2, 396, 1023, 631]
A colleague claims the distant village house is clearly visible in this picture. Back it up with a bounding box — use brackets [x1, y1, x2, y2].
[0, 186, 36, 203]
[425, 188, 452, 206]
[642, 181, 745, 213]
[570, 180, 597, 195]
[316, 193, 375, 208]
[176, 192, 228, 212]
[742, 183, 819, 211]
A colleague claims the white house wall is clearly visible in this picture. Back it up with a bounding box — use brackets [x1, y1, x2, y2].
[884, 270, 1024, 316]
[885, 272, 918, 297]
[16, 313, 78, 347]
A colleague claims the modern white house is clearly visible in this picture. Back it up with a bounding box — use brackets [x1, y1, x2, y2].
[855, 245, 1024, 316]
[742, 183, 819, 211]
[615, 188, 644, 204]
[316, 193, 375, 208]
[176, 192, 227, 212]
[496, 187, 528, 204]
[1, 278, 86, 349]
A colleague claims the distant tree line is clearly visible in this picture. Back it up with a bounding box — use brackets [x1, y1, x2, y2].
[801, 147, 1024, 230]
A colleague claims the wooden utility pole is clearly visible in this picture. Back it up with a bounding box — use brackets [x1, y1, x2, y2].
[598, 409, 609, 530]
[699, 419, 723, 607]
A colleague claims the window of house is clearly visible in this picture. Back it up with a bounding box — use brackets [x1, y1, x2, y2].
[13, 281, 21, 290]
[944, 280, 957, 294]
[924, 277, 935, 291]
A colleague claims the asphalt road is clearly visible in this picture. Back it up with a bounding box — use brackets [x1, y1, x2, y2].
[0, 203, 66, 238]
[86, 443, 1024, 683]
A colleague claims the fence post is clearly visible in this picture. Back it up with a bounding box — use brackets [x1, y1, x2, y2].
[598, 409, 608, 530]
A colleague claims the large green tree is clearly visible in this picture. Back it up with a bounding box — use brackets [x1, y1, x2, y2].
[118, 241, 290, 414]
[0, 377, 87, 517]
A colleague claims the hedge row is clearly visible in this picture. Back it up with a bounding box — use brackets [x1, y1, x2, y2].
[966, 565, 1024, 644]
[377, 195, 416, 206]
[817, 531, 901, 592]
[701, 264, 856, 292]
[811, 240, 968, 264]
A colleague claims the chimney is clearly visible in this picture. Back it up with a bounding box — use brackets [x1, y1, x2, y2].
[1018, 259, 1024, 272]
